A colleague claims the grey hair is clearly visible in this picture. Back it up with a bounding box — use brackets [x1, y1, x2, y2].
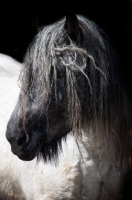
[20, 15, 109, 126]
[19, 15, 132, 164]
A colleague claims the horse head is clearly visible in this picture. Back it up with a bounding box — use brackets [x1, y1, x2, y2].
[6, 12, 127, 163]
[6, 12, 85, 161]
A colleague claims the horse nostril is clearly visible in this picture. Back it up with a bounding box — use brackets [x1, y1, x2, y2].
[6, 130, 28, 147]
[17, 132, 29, 146]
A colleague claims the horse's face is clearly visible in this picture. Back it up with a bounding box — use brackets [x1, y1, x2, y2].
[6, 87, 71, 161]
[6, 12, 80, 161]
[6, 48, 73, 161]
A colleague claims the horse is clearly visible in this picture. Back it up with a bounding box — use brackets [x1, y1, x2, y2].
[0, 53, 83, 200]
[1, 12, 132, 199]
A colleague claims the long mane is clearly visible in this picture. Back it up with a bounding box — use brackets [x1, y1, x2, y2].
[19, 15, 132, 164]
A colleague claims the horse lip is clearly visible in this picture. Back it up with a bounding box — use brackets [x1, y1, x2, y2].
[11, 141, 43, 161]
[18, 150, 38, 161]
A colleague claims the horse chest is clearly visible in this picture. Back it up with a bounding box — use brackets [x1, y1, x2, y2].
[58, 134, 130, 200]
[14, 135, 129, 200]
[0, 134, 128, 200]
[37, 134, 122, 200]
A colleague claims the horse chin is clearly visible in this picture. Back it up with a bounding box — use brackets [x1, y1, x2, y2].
[18, 151, 37, 161]
[11, 141, 43, 161]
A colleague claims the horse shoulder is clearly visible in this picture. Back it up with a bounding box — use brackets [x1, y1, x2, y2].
[0, 53, 21, 77]
[0, 54, 21, 121]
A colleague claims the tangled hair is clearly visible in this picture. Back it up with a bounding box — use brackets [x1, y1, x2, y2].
[19, 14, 132, 164]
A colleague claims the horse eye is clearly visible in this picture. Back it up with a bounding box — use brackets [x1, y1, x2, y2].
[57, 71, 62, 79]
[57, 90, 63, 102]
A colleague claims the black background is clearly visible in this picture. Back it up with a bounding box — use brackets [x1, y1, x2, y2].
[0, 0, 132, 199]
[0, 0, 132, 63]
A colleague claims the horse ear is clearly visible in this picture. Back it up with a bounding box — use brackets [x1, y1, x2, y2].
[65, 11, 79, 42]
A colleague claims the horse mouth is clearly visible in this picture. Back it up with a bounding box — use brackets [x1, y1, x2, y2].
[11, 141, 43, 161]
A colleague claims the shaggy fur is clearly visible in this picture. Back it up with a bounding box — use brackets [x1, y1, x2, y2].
[4, 13, 132, 199]
[19, 14, 132, 164]
[0, 54, 116, 199]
